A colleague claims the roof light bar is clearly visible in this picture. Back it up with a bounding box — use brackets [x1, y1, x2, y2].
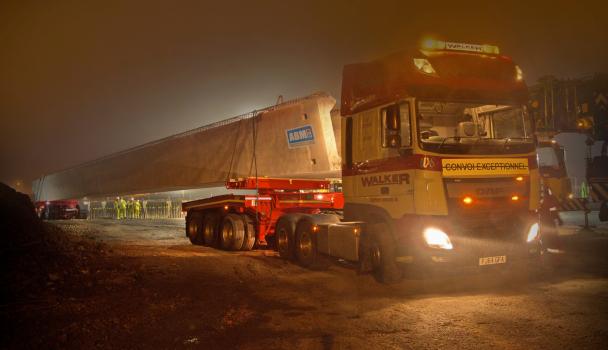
[422, 39, 500, 55]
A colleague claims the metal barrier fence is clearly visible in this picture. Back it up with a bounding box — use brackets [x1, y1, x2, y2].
[88, 200, 186, 220]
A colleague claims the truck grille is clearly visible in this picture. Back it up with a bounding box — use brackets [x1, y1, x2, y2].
[447, 198, 527, 241]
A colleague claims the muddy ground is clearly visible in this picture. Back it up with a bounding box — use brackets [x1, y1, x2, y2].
[3, 218, 608, 349]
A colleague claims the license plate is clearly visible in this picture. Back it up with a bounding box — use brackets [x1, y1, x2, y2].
[479, 255, 507, 266]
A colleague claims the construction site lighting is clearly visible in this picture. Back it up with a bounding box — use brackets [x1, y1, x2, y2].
[576, 117, 593, 130]
[462, 196, 473, 205]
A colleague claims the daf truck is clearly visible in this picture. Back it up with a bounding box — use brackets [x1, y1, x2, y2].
[183, 40, 543, 282]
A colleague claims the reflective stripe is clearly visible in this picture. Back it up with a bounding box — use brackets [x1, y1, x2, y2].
[558, 198, 588, 211]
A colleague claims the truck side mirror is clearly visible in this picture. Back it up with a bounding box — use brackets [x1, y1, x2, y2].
[382, 105, 401, 148]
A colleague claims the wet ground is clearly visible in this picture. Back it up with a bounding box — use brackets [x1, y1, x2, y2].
[4, 215, 608, 349]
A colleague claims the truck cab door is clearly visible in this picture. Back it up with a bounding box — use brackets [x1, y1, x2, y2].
[347, 100, 415, 218]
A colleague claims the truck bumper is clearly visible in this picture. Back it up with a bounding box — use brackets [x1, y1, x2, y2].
[392, 214, 542, 274]
[397, 238, 542, 275]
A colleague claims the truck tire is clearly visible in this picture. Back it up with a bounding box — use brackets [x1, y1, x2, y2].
[294, 217, 321, 268]
[202, 213, 219, 246]
[220, 214, 245, 250]
[369, 223, 402, 284]
[276, 214, 300, 260]
[186, 212, 204, 245]
[240, 214, 256, 251]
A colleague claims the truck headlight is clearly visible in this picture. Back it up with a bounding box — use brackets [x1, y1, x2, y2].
[526, 223, 539, 242]
[423, 227, 453, 250]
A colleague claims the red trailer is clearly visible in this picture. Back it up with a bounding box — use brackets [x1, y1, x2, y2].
[181, 178, 344, 251]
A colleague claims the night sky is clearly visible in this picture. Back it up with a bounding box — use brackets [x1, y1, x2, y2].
[1, 0, 607, 193]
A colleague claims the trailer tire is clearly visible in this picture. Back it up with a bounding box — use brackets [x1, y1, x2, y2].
[240, 214, 256, 251]
[231, 214, 246, 250]
[186, 212, 204, 245]
[202, 213, 219, 246]
[220, 214, 245, 250]
[276, 215, 300, 260]
[294, 217, 321, 269]
[369, 223, 402, 284]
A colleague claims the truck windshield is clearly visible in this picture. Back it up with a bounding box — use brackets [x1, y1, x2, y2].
[417, 101, 534, 154]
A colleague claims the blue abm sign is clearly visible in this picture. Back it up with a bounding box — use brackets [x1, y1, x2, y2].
[286, 125, 315, 148]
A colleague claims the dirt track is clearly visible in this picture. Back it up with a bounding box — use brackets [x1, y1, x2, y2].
[6, 219, 608, 349]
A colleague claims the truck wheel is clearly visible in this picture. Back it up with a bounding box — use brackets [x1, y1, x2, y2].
[186, 212, 204, 245]
[369, 223, 402, 284]
[220, 214, 245, 250]
[202, 213, 219, 246]
[276, 215, 300, 259]
[294, 217, 319, 268]
[240, 214, 256, 251]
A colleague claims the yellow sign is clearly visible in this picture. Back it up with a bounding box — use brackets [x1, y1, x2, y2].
[442, 158, 529, 177]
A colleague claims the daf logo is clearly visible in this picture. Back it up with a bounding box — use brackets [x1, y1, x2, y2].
[476, 187, 505, 196]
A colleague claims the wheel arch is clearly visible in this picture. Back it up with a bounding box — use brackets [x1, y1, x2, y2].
[344, 202, 396, 239]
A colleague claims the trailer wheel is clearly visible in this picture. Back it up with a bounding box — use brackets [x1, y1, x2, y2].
[202, 213, 219, 246]
[220, 214, 245, 250]
[186, 212, 204, 245]
[294, 218, 319, 268]
[240, 214, 256, 251]
[230, 214, 246, 250]
[369, 223, 402, 284]
[276, 215, 300, 259]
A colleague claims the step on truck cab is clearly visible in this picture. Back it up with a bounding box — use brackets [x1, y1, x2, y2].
[314, 40, 542, 282]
